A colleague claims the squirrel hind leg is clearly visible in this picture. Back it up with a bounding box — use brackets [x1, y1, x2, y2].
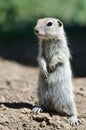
[68, 98, 80, 125]
[70, 116, 80, 126]
[32, 106, 43, 114]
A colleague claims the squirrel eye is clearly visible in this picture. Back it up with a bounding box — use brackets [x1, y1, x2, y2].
[47, 22, 52, 26]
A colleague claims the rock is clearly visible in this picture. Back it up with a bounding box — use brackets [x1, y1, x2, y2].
[0, 96, 6, 102]
[39, 121, 46, 128]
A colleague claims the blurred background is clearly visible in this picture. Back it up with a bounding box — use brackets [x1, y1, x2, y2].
[0, 0, 86, 77]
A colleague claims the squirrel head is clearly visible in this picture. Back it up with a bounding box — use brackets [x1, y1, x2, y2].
[34, 18, 65, 41]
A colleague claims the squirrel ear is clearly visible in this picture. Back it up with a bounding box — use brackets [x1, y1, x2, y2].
[57, 20, 63, 27]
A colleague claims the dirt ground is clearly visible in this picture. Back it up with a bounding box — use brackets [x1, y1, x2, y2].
[0, 59, 86, 130]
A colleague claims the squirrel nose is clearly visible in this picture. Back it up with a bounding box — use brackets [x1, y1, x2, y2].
[34, 28, 39, 34]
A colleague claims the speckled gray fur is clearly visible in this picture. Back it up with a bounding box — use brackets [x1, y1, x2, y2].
[38, 39, 74, 111]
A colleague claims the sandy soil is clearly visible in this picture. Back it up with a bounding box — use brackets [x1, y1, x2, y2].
[0, 59, 86, 130]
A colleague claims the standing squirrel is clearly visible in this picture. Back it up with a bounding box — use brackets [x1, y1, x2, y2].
[32, 18, 79, 125]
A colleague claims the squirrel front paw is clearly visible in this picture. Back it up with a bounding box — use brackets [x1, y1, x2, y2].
[41, 69, 49, 78]
[48, 62, 57, 72]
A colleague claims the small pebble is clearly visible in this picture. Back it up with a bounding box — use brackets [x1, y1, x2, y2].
[80, 88, 83, 91]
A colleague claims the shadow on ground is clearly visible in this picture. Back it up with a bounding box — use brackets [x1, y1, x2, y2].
[0, 102, 33, 109]
[0, 102, 69, 117]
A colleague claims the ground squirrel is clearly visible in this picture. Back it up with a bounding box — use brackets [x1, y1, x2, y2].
[32, 18, 79, 125]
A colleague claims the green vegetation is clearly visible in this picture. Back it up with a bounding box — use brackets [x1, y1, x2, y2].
[0, 0, 86, 41]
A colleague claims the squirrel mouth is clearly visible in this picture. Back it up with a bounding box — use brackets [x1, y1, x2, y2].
[36, 33, 44, 38]
[35, 31, 43, 36]
[34, 29, 45, 38]
[37, 33, 42, 36]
